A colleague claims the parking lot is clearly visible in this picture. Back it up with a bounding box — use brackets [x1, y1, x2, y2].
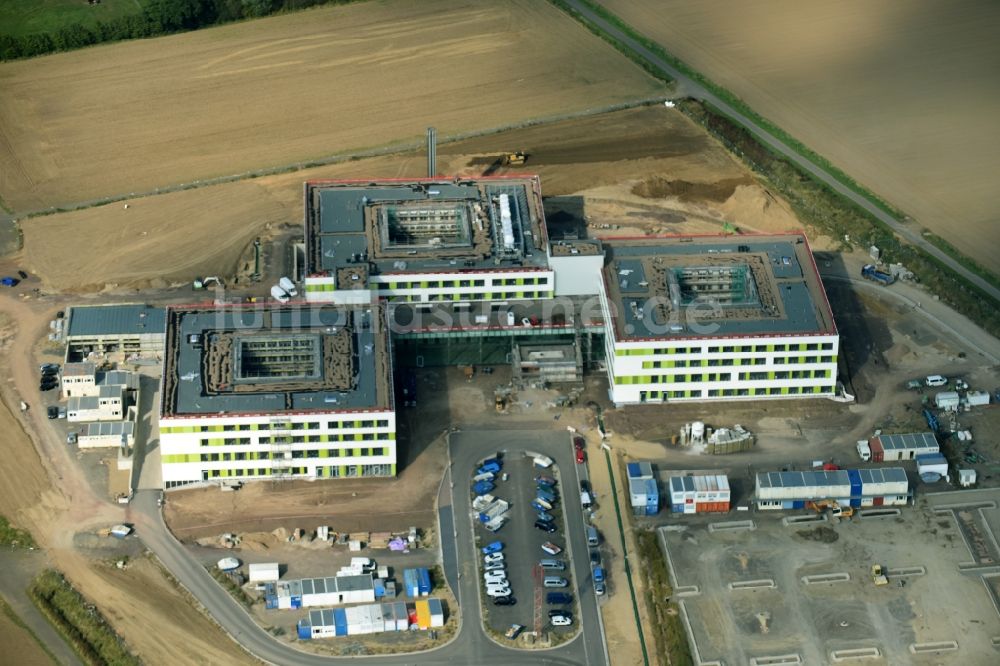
[661, 490, 1000, 665]
[472, 452, 577, 638]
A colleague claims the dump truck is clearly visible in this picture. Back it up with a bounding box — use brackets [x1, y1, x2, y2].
[861, 264, 894, 285]
[871, 564, 888, 586]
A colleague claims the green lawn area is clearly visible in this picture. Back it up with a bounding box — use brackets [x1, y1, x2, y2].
[0, 0, 145, 38]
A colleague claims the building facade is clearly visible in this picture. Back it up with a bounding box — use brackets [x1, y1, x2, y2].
[159, 304, 396, 488]
[598, 235, 839, 405]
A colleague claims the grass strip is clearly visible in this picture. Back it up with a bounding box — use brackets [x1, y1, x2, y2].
[635, 530, 692, 666]
[207, 566, 255, 609]
[921, 232, 1000, 293]
[0, 514, 36, 548]
[602, 447, 649, 666]
[566, 0, 906, 220]
[28, 569, 140, 666]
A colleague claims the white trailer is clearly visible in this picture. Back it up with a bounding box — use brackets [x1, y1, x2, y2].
[935, 391, 960, 411]
[967, 391, 991, 407]
[478, 499, 509, 523]
[249, 562, 281, 583]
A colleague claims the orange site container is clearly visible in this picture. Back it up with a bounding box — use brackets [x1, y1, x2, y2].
[695, 501, 730, 513]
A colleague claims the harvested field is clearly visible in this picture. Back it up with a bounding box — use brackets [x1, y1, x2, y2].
[603, 0, 1000, 272]
[0, 0, 665, 212]
[0, 598, 53, 666]
[22, 105, 802, 291]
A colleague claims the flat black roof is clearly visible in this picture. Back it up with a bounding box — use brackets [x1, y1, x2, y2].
[161, 305, 391, 417]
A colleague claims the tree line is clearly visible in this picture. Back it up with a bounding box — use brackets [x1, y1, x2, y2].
[0, 0, 356, 61]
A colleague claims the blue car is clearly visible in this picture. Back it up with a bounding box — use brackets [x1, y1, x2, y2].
[535, 476, 557, 488]
[531, 500, 549, 513]
[478, 459, 502, 475]
[482, 540, 504, 555]
[536, 511, 553, 522]
[472, 480, 495, 496]
[536, 488, 557, 504]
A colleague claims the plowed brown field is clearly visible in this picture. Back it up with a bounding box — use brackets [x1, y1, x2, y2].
[0, 0, 664, 212]
[603, 0, 1000, 272]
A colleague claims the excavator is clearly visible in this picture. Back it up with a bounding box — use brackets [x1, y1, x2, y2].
[501, 151, 526, 166]
[805, 499, 855, 518]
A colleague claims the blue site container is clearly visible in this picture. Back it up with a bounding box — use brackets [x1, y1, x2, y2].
[374, 579, 385, 598]
[672, 503, 684, 513]
[297, 621, 312, 640]
[290, 596, 302, 610]
[334, 608, 348, 636]
[850, 498, 862, 508]
[403, 569, 420, 597]
[265, 595, 278, 610]
[417, 568, 431, 595]
[781, 500, 795, 510]
[627, 462, 641, 478]
[792, 500, 805, 510]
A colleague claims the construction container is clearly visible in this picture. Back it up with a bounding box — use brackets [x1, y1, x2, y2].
[967, 391, 991, 407]
[669, 475, 731, 514]
[755, 467, 908, 510]
[629, 478, 659, 515]
[427, 597, 445, 627]
[248, 562, 280, 583]
[403, 569, 416, 597]
[935, 391, 961, 411]
[415, 599, 431, 629]
[417, 568, 431, 595]
[916, 453, 949, 478]
[626, 462, 654, 480]
[867, 431, 940, 460]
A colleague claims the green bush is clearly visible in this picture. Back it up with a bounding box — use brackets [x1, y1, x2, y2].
[29, 569, 140, 666]
[635, 530, 692, 666]
[0, 515, 36, 548]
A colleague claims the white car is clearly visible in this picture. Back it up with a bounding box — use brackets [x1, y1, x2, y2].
[484, 574, 508, 585]
[484, 552, 504, 564]
[484, 561, 505, 572]
[486, 586, 512, 597]
[551, 614, 573, 626]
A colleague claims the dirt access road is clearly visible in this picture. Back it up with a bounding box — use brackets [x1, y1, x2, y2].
[0, 0, 664, 212]
[0, 291, 253, 664]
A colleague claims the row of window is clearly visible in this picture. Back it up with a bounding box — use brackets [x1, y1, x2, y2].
[162, 419, 391, 434]
[378, 276, 549, 290]
[620, 369, 831, 385]
[198, 431, 395, 446]
[618, 341, 836, 356]
[638, 385, 834, 400]
[163, 447, 389, 464]
[200, 464, 394, 480]
[642, 355, 835, 369]
[398, 291, 550, 302]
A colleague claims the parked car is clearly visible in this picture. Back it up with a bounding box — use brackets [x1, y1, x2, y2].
[504, 623, 524, 639]
[486, 586, 511, 598]
[535, 511, 554, 522]
[484, 552, 504, 564]
[484, 561, 505, 572]
[550, 614, 573, 626]
[549, 609, 573, 619]
[482, 541, 504, 555]
[534, 520, 557, 533]
[579, 479, 591, 494]
[541, 542, 562, 556]
[46, 405, 58, 419]
[573, 436, 584, 452]
[39, 363, 59, 373]
[925, 375, 948, 387]
[546, 592, 572, 605]
[543, 576, 568, 588]
[540, 559, 566, 570]
[590, 550, 602, 566]
[17, 270, 28, 280]
[535, 475, 557, 487]
[494, 596, 516, 607]
[39, 381, 57, 391]
[593, 566, 605, 583]
[66, 432, 78, 445]
[575, 448, 586, 464]
[58, 407, 66, 419]
[595, 580, 606, 596]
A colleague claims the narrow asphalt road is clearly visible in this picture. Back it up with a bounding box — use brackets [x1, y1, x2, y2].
[568, 0, 1000, 304]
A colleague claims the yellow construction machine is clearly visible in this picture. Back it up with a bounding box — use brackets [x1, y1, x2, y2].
[501, 151, 526, 166]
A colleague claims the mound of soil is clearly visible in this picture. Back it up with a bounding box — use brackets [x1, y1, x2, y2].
[631, 176, 750, 203]
[795, 526, 839, 543]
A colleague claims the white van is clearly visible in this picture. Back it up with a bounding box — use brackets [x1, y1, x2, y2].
[925, 375, 947, 387]
[543, 576, 568, 588]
